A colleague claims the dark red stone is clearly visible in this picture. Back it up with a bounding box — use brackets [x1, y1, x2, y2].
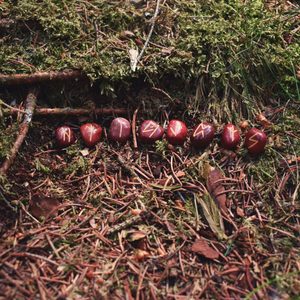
[245, 128, 267, 155]
[191, 122, 215, 148]
[109, 117, 131, 144]
[80, 123, 102, 147]
[55, 126, 76, 148]
[166, 120, 187, 145]
[221, 124, 240, 150]
[139, 120, 164, 144]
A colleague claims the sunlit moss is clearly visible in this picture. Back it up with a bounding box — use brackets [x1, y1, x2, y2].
[0, 0, 298, 105]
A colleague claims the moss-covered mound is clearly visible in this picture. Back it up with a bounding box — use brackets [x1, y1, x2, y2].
[1, 1, 299, 107]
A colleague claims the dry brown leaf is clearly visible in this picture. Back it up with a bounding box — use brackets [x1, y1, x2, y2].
[130, 208, 142, 216]
[174, 199, 186, 211]
[29, 195, 60, 219]
[239, 120, 249, 131]
[195, 194, 227, 240]
[175, 171, 186, 178]
[89, 218, 97, 229]
[236, 207, 245, 217]
[191, 238, 219, 259]
[133, 249, 150, 261]
[256, 113, 273, 128]
[127, 231, 147, 242]
[206, 168, 227, 213]
[119, 30, 135, 39]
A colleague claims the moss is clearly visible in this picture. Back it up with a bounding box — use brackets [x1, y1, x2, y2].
[63, 153, 88, 175]
[34, 158, 52, 174]
[0, 118, 19, 161]
[0, 0, 299, 114]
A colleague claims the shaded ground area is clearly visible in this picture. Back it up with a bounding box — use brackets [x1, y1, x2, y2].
[0, 90, 299, 299]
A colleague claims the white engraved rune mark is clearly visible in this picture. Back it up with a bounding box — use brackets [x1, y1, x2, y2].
[193, 124, 209, 138]
[119, 122, 123, 138]
[62, 127, 71, 142]
[170, 127, 177, 136]
[170, 122, 182, 136]
[228, 126, 237, 141]
[142, 122, 159, 138]
[248, 133, 259, 149]
[87, 125, 97, 142]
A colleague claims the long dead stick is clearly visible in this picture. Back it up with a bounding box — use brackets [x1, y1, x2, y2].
[0, 70, 84, 85]
[0, 88, 39, 175]
[3, 107, 127, 116]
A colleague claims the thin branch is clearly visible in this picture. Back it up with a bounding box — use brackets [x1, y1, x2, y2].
[0, 100, 26, 113]
[0, 88, 39, 175]
[0, 188, 17, 212]
[0, 70, 85, 85]
[4, 107, 127, 116]
[133, 0, 161, 70]
[132, 108, 139, 149]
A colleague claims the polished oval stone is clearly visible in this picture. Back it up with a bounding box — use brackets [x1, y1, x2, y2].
[191, 122, 215, 149]
[139, 120, 164, 144]
[245, 128, 267, 155]
[166, 120, 187, 146]
[109, 117, 131, 144]
[221, 124, 240, 150]
[80, 123, 102, 147]
[55, 126, 76, 148]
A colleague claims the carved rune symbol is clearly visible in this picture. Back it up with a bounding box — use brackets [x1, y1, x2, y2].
[193, 124, 209, 138]
[143, 122, 159, 137]
[87, 125, 97, 142]
[170, 127, 176, 135]
[119, 120, 126, 138]
[228, 126, 237, 141]
[248, 132, 259, 149]
[61, 127, 71, 143]
[170, 123, 182, 136]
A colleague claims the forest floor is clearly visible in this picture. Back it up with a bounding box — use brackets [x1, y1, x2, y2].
[0, 82, 299, 300]
[0, 0, 299, 299]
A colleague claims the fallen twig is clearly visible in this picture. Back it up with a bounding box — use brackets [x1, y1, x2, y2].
[106, 212, 148, 235]
[3, 107, 127, 116]
[0, 99, 26, 113]
[0, 88, 39, 175]
[11, 252, 59, 266]
[0, 188, 17, 212]
[132, 108, 139, 149]
[132, 0, 161, 70]
[0, 70, 84, 85]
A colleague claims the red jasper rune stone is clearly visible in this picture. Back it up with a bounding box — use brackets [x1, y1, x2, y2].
[191, 122, 215, 148]
[55, 126, 75, 148]
[166, 120, 188, 145]
[139, 120, 164, 144]
[109, 117, 131, 143]
[221, 124, 241, 150]
[245, 128, 267, 155]
[80, 123, 102, 147]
